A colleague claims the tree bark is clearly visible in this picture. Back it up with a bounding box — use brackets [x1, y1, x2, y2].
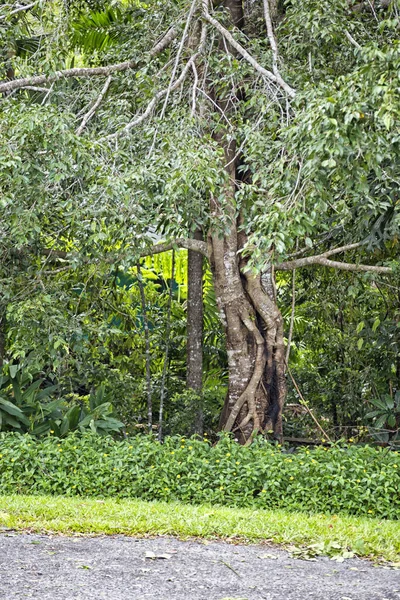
[186, 229, 204, 434]
[0, 308, 5, 369]
[137, 263, 153, 433]
[209, 190, 286, 443]
[208, 0, 286, 444]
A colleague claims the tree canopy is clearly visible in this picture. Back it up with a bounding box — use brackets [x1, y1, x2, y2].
[1, 0, 399, 444]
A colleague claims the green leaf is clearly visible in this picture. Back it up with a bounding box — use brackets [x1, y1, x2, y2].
[22, 379, 43, 403]
[374, 414, 388, 429]
[0, 399, 30, 425]
[372, 318, 380, 333]
[3, 415, 22, 428]
[9, 365, 19, 379]
[37, 385, 58, 401]
[369, 397, 388, 410]
[356, 321, 365, 334]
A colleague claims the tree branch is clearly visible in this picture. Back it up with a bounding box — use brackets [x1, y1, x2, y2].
[0, 27, 177, 95]
[349, 0, 391, 12]
[16, 237, 209, 268]
[103, 19, 208, 141]
[149, 27, 178, 56]
[76, 75, 112, 135]
[287, 367, 333, 443]
[26, 239, 393, 275]
[103, 52, 202, 140]
[344, 29, 362, 50]
[148, 5, 204, 155]
[0, 0, 42, 20]
[285, 268, 296, 366]
[191, 62, 199, 116]
[159, 0, 197, 122]
[19, 85, 53, 93]
[262, 0, 279, 76]
[319, 241, 364, 256]
[139, 238, 209, 258]
[202, 2, 296, 98]
[276, 242, 392, 274]
[0, 61, 136, 96]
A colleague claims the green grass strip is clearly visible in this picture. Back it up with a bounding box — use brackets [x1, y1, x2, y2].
[1, 495, 399, 562]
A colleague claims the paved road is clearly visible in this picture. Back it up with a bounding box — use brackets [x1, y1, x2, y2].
[0, 533, 399, 600]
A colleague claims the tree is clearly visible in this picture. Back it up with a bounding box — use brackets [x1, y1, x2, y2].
[1, 0, 399, 443]
[186, 229, 204, 434]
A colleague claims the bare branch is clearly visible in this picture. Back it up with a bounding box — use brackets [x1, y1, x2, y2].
[76, 75, 112, 135]
[286, 229, 345, 259]
[149, 27, 178, 57]
[139, 238, 209, 258]
[148, 2, 201, 155]
[191, 62, 199, 116]
[0, 61, 136, 96]
[103, 52, 201, 140]
[41, 237, 209, 262]
[345, 29, 362, 50]
[196, 86, 234, 126]
[159, 0, 197, 122]
[0, 0, 41, 20]
[202, 2, 296, 98]
[262, 0, 279, 75]
[276, 242, 392, 274]
[20, 85, 52, 93]
[349, 0, 390, 14]
[318, 241, 364, 257]
[0, 27, 177, 95]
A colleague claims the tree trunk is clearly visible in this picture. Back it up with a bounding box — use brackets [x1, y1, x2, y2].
[210, 159, 286, 444]
[137, 263, 152, 433]
[0, 308, 5, 369]
[209, 0, 286, 444]
[186, 229, 204, 434]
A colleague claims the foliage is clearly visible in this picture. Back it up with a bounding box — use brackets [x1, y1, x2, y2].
[0, 367, 124, 436]
[366, 392, 400, 436]
[2, 240, 224, 434]
[1, 0, 400, 441]
[167, 384, 225, 437]
[0, 433, 399, 519]
[0, 365, 57, 432]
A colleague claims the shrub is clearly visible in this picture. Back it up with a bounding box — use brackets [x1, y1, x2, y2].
[0, 432, 399, 519]
[0, 366, 124, 436]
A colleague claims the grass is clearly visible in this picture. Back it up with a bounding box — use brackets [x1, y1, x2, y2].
[1, 494, 399, 562]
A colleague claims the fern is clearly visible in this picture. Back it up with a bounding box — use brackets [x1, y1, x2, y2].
[71, 7, 123, 52]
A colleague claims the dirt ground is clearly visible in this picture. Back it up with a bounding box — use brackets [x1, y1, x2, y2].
[0, 532, 399, 600]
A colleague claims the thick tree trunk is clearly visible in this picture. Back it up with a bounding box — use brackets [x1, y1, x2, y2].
[210, 0, 286, 444]
[186, 229, 204, 434]
[210, 184, 286, 444]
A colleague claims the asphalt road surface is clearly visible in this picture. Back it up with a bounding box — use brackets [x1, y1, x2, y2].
[0, 533, 399, 600]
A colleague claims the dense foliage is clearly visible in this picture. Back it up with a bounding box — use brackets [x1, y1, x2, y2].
[1, 0, 399, 441]
[1, 432, 399, 519]
[0, 365, 124, 435]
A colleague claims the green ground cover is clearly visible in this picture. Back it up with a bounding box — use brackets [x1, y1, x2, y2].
[1, 495, 399, 562]
[1, 432, 399, 519]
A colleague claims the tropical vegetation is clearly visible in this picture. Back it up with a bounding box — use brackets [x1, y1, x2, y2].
[1, 0, 399, 447]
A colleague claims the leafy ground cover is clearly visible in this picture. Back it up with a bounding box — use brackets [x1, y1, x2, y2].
[1, 495, 399, 563]
[1, 433, 399, 519]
